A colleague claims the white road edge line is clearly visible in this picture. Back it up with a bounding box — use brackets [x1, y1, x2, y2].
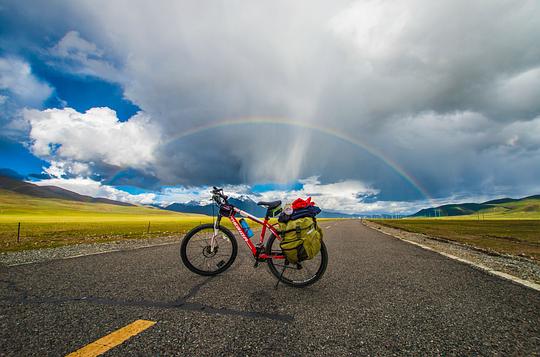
[369, 225, 540, 293]
[5, 241, 179, 267]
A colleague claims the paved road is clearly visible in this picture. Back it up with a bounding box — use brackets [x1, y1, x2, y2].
[1, 220, 539, 356]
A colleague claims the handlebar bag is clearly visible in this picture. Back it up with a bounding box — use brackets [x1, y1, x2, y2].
[219, 204, 233, 217]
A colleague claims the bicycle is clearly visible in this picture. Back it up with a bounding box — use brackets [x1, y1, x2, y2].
[180, 187, 328, 287]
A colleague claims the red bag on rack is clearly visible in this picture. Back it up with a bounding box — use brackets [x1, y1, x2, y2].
[291, 197, 315, 211]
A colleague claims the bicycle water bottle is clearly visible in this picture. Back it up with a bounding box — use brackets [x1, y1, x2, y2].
[239, 218, 254, 238]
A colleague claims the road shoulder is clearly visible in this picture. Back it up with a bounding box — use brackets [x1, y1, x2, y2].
[364, 220, 540, 291]
[0, 236, 180, 267]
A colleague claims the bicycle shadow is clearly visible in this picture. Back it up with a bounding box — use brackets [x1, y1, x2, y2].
[0, 276, 294, 322]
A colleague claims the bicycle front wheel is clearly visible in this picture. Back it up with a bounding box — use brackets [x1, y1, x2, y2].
[266, 233, 328, 287]
[180, 224, 237, 276]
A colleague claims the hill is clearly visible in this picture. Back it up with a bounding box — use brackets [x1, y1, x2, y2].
[412, 195, 540, 219]
[0, 188, 195, 220]
[0, 174, 133, 206]
[0, 188, 209, 252]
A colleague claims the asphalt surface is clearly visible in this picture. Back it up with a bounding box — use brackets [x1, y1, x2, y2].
[1, 220, 539, 356]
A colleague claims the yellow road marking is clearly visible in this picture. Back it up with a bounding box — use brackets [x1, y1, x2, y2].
[66, 319, 156, 357]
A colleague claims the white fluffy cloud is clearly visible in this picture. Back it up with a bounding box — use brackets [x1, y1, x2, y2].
[33, 177, 156, 205]
[257, 177, 379, 213]
[24, 107, 161, 172]
[0, 57, 53, 106]
[43, 160, 91, 178]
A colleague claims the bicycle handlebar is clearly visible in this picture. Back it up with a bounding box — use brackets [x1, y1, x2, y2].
[211, 186, 228, 206]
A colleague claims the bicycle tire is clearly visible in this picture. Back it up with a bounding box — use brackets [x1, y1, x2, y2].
[180, 224, 238, 276]
[266, 233, 328, 287]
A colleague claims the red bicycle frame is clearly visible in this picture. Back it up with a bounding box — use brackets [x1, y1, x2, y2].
[217, 206, 285, 260]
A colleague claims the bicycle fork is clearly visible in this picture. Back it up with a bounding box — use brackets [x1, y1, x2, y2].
[210, 216, 221, 253]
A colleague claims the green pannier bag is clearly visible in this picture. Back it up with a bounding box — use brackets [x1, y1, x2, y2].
[279, 217, 323, 264]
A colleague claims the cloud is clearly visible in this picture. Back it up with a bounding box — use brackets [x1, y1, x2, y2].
[0, 57, 53, 106]
[2, 0, 540, 203]
[0, 57, 54, 139]
[257, 176, 381, 214]
[43, 160, 91, 178]
[33, 177, 156, 205]
[371, 110, 540, 197]
[493, 66, 540, 119]
[48, 30, 122, 82]
[324, 0, 540, 121]
[24, 107, 161, 173]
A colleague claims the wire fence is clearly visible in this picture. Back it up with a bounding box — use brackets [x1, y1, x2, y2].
[0, 219, 223, 251]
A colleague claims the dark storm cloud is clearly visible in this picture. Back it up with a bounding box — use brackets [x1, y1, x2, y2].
[2, 0, 540, 200]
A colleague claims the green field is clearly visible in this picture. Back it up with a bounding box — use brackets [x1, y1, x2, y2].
[0, 189, 216, 252]
[375, 219, 540, 261]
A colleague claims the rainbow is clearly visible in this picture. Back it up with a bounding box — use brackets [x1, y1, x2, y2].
[162, 117, 434, 203]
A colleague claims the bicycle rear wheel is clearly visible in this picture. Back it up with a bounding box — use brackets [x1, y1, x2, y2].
[266, 233, 328, 287]
[180, 224, 237, 276]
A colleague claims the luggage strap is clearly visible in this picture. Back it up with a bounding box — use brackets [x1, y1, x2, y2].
[281, 222, 315, 235]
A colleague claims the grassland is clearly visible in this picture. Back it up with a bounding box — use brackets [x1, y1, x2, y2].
[375, 218, 540, 261]
[0, 189, 218, 252]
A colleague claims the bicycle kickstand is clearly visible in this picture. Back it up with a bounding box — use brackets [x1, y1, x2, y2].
[275, 261, 288, 290]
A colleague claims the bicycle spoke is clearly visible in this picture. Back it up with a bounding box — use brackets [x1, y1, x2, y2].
[303, 264, 314, 277]
[213, 253, 231, 258]
[191, 254, 204, 264]
[193, 239, 207, 249]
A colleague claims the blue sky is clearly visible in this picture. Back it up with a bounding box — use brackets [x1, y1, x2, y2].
[1, 1, 540, 214]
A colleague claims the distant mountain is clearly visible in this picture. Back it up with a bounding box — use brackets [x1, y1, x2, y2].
[0, 174, 134, 207]
[317, 211, 358, 218]
[165, 197, 357, 218]
[164, 202, 215, 215]
[411, 194, 540, 217]
[164, 196, 268, 217]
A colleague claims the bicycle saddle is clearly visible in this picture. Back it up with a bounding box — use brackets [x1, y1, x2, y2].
[257, 200, 282, 209]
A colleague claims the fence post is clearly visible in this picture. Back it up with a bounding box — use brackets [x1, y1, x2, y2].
[147, 221, 151, 234]
[17, 222, 21, 243]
